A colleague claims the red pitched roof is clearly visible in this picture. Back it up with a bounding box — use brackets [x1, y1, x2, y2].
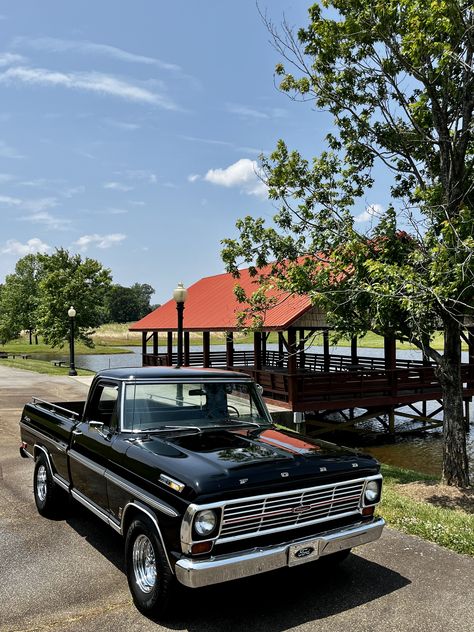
[130, 267, 312, 332]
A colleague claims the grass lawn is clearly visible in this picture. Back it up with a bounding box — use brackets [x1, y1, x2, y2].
[0, 357, 94, 376]
[1, 336, 131, 355]
[90, 323, 460, 351]
[378, 464, 474, 556]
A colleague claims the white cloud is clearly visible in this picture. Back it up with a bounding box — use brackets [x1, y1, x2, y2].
[20, 211, 70, 230]
[74, 233, 126, 250]
[14, 37, 182, 72]
[0, 66, 179, 109]
[0, 173, 15, 183]
[181, 135, 265, 157]
[121, 170, 158, 184]
[203, 158, 267, 197]
[226, 103, 288, 120]
[188, 174, 200, 183]
[104, 181, 133, 192]
[0, 139, 23, 158]
[2, 237, 51, 255]
[0, 194, 22, 206]
[354, 203, 384, 223]
[104, 119, 141, 131]
[0, 52, 26, 67]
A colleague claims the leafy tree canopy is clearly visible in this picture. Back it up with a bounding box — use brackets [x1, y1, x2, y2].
[105, 282, 155, 323]
[222, 0, 474, 486]
[36, 248, 112, 347]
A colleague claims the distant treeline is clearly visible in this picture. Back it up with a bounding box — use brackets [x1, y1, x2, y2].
[0, 249, 158, 347]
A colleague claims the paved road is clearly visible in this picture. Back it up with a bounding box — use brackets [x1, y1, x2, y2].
[0, 365, 473, 632]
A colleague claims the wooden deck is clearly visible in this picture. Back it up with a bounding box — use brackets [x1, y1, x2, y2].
[143, 350, 474, 413]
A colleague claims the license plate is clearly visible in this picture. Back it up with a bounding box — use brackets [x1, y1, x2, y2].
[288, 539, 320, 566]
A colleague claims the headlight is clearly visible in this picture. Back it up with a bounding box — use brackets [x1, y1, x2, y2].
[194, 509, 218, 536]
[364, 480, 380, 504]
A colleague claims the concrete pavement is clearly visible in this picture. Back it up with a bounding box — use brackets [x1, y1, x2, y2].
[0, 364, 473, 632]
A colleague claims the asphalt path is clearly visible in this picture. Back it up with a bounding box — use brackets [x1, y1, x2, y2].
[0, 365, 473, 632]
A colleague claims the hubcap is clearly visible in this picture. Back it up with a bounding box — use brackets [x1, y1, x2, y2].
[132, 534, 157, 593]
[36, 464, 47, 502]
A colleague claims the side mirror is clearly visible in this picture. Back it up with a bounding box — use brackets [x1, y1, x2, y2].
[256, 384, 264, 395]
[89, 420, 110, 439]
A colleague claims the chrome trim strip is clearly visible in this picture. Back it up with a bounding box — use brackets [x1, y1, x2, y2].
[71, 489, 121, 534]
[31, 397, 80, 418]
[20, 421, 67, 453]
[33, 444, 54, 472]
[105, 470, 178, 518]
[68, 449, 106, 477]
[121, 501, 174, 573]
[52, 473, 70, 492]
[175, 518, 385, 588]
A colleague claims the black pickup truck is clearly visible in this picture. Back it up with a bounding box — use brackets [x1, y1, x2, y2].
[19, 367, 384, 617]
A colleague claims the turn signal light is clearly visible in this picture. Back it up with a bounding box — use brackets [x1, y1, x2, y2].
[362, 506, 375, 516]
[191, 541, 213, 555]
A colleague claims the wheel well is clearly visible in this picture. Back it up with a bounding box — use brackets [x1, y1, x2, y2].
[121, 502, 174, 573]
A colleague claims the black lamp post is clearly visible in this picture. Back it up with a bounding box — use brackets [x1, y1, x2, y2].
[68, 306, 77, 376]
[172, 283, 188, 368]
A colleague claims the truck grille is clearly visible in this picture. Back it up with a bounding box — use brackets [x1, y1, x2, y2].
[218, 479, 365, 543]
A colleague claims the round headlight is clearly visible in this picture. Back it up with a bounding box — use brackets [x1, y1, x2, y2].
[365, 480, 380, 503]
[194, 510, 217, 536]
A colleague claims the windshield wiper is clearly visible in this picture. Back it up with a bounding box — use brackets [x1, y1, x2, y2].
[141, 425, 203, 434]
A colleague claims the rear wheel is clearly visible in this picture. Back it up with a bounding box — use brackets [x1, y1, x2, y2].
[125, 516, 175, 618]
[33, 454, 66, 518]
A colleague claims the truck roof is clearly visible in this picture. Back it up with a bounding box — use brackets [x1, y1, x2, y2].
[95, 366, 253, 381]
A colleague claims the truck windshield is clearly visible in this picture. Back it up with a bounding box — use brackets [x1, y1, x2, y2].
[122, 381, 272, 432]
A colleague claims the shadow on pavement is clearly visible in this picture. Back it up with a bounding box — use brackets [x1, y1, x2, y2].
[65, 503, 409, 631]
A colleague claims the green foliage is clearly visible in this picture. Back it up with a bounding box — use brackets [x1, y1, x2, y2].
[223, 1, 474, 485]
[105, 282, 155, 323]
[36, 248, 112, 348]
[0, 254, 43, 343]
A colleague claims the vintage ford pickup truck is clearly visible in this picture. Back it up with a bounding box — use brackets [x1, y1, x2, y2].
[19, 367, 384, 617]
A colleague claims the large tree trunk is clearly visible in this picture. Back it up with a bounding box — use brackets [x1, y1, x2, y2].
[437, 318, 470, 487]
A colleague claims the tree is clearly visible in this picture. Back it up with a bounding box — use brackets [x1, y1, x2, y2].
[105, 282, 155, 323]
[0, 254, 43, 344]
[36, 248, 112, 347]
[222, 1, 474, 486]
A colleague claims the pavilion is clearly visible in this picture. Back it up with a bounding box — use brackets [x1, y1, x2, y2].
[129, 267, 474, 435]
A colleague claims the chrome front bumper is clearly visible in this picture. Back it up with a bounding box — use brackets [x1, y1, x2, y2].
[175, 517, 385, 588]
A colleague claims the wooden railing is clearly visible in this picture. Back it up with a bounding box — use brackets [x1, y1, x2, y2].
[143, 350, 429, 371]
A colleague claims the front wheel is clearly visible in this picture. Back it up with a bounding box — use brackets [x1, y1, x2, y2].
[33, 454, 66, 518]
[125, 516, 175, 618]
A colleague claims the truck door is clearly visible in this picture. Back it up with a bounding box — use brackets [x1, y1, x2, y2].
[69, 380, 119, 513]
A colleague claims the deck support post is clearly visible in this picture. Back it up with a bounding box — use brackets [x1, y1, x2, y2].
[203, 331, 210, 367]
[287, 328, 297, 407]
[468, 328, 474, 389]
[278, 332, 285, 367]
[351, 336, 358, 364]
[261, 332, 267, 366]
[141, 332, 147, 363]
[226, 332, 234, 367]
[152, 332, 158, 358]
[299, 329, 306, 370]
[323, 330, 330, 372]
[167, 331, 173, 366]
[384, 335, 396, 370]
[254, 331, 262, 371]
[388, 407, 395, 434]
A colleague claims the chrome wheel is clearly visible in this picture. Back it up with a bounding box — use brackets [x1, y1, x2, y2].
[132, 534, 157, 593]
[36, 464, 47, 502]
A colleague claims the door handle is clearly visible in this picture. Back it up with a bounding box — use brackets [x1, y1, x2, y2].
[72, 429, 83, 436]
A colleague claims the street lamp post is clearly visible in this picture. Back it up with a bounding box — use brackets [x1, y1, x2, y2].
[68, 306, 77, 376]
[172, 283, 188, 368]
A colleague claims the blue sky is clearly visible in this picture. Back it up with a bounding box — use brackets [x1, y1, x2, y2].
[0, 1, 382, 304]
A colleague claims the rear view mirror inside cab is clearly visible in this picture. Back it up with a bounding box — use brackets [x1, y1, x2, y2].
[188, 389, 206, 396]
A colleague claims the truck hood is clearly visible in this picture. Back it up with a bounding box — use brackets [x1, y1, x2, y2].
[124, 426, 379, 501]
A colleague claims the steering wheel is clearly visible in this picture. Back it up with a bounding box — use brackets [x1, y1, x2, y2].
[227, 405, 240, 418]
